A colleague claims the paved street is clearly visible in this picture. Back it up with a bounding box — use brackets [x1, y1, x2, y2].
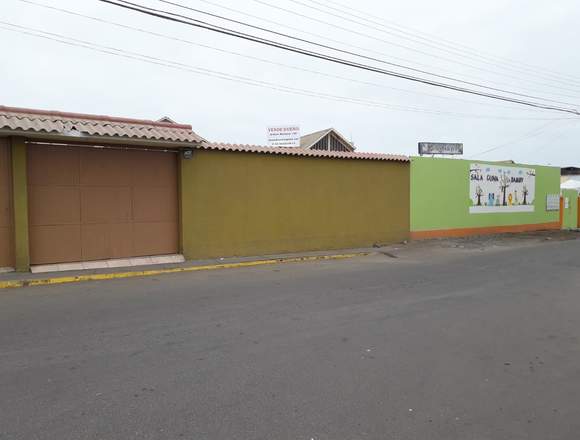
[1, 236, 580, 440]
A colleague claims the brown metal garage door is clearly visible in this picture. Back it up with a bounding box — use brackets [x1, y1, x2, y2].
[27, 144, 179, 265]
[0, 138, 14, 268]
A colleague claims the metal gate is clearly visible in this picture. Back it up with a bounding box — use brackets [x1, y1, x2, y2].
[27, 143, 179, 265]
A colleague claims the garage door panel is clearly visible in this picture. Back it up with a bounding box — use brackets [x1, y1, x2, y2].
[133, 222, 178, 256]
[81, 223, 136, 261]
[30, 225, 82, 264]
[81, 186, 132, 224]
[131, 152, 177, 186]
[80, 149, 132, 186]
[28, 186, 81, 226]
[0, 196, 11, 228]
[108, 223, 134, 258]
[133, 186, 178, 222]
[81, 224, 112, 261]
[0, 182, 11, 228]
[27, 145, 79, 186]
[0, 227, 12, 267]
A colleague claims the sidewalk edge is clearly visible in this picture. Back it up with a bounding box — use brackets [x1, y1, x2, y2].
[0, 252, 371, 290]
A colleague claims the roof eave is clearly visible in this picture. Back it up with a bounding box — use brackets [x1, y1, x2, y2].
[0, 129, 205, 148]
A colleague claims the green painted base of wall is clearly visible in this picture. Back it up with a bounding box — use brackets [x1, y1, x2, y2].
[180, 150, 410, 260]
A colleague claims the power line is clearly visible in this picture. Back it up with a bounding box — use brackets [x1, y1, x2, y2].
[1, 22, 574, 122]
[308, 0, 580, 86]
[182, 0, 580, 101]
[13, 0, 559, 114]
[528, 123, 579, 156]
[471, 119, 580, 158]
[94, 0, 580, 115]
[253, 0, 580, 98]
[288, 0, 580, 90]
[152, 0, 579, 104]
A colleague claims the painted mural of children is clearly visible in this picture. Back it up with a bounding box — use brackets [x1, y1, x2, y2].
[514, 190, 519, 205]
[508, 193, 513, 206]
[495, 194, 500, 206]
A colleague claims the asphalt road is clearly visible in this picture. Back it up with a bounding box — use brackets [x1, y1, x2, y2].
[1, 238, 580, 439]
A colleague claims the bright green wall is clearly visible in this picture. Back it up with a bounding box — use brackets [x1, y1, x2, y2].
[411, 157, 560, 232]
[561, 189, 579, 229]
[180, 150, 410, 260]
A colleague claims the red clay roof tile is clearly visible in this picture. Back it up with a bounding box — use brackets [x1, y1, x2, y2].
[204, 142, 409, 162]
[0, 105, 206, 144]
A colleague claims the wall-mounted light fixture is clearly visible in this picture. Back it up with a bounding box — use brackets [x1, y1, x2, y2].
[62, 127, 86, 138]
[182, 148, 193, 159]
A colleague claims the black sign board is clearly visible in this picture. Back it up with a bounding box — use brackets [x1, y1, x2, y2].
[418, 142, 463, 155]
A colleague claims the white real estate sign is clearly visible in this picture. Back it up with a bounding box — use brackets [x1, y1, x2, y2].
[267, 125, 301, 147]
[469, 163, 536, 214]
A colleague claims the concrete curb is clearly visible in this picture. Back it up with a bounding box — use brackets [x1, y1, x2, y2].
[0, 252, 371, 290]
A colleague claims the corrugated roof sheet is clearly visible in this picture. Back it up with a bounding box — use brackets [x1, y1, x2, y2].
[204, 142, 409, 162]
[300, 128, 332, 149]
[0, 105, 206, 144]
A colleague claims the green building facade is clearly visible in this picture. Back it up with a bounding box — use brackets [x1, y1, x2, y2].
[411, 157, 562, 238]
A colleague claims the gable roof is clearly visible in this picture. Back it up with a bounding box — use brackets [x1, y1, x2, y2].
[0, 105, 206, 145]
[300, 128, 354, 151]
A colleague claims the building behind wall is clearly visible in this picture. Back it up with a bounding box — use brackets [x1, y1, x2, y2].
[299, 128, 355, 152]
[561, 166, 580, 183]
[410, 156, 561, 239]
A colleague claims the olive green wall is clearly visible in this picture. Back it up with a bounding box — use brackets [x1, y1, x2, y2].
[561, 189, 579, 229]
[0, 138, 14, 268]
[411, 157, 561, 233]
[180, 150, 409, 259]
[11, 137, 30, 271]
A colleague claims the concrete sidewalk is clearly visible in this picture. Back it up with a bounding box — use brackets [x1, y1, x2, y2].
[0, 247, 380, 289]
[2, 230, 578, 289]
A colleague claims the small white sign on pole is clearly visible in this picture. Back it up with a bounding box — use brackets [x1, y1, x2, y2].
[267, 125, 301, 147]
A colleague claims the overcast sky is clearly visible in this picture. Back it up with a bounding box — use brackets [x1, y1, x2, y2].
[1, 0, 579, 165]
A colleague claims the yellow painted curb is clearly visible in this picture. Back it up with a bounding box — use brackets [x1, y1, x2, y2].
[0, 252, 370, 290]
